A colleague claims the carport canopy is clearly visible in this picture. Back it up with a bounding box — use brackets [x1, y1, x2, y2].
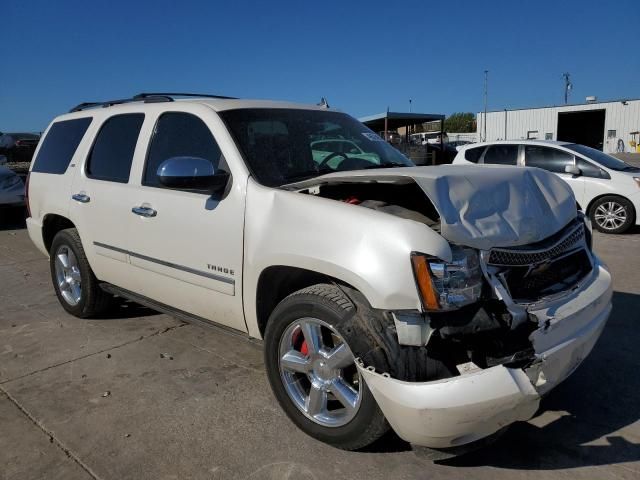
[358, 111, 445, 137]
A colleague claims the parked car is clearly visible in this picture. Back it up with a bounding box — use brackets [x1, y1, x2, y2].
[0, 164, 25, 207]
[453, 140, 640, 233]
[0, 132, 40, 163]
[26, 93, 611, 452]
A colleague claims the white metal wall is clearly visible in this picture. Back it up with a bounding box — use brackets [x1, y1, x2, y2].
[477, 100, 640, 153]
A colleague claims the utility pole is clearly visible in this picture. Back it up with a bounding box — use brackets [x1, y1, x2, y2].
[563, 73, 572, 104]
[483, 70, 488, 142]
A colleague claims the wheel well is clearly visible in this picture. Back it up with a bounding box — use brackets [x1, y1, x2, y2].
[42, 214, 76, 253]
[586, 194, 635, 217]
[256, 266, 347, 337]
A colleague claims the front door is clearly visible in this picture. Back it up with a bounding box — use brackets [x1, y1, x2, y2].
[125, 110, 246, 332]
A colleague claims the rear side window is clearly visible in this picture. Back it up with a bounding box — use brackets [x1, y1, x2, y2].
[525, 146, 574, 173]
[483, 145, 518, 165]
[464, 146, 484, 163]
[32, 118, 92, 174]
[143, 112, 222, 188]
[86, 114, 144, 183]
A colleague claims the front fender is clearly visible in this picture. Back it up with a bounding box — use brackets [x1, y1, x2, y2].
[242, 179, 450, 338]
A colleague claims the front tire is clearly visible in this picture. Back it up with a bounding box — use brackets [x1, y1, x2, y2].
[589, 196, 635, 234]
[50, 228, 113, 318]
[264, 284, 389, 450]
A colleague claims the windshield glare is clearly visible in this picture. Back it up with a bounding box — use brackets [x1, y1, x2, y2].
[565, 143, 636, 171]
[220, 108, 415, 187]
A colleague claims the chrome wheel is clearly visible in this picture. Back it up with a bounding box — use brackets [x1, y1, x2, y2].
[54, 245, 82, 306]
[278, 317, 362, 428]
[594, 201, 627, 231]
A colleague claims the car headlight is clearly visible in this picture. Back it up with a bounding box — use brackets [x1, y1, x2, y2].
[0, 175, 21, 189]
[411, 246, 483, 311]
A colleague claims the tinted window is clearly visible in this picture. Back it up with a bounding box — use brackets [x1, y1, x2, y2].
[464, 146, 484, 163]
[525, 146, 574, 173]
[483, 145, 518, 165]
[565, 143, 639, 171]
[576, 158, 609, 179]
[86, 114, 144, 183]
[32, 118, 92, 174]
[144, 112, 222, 187]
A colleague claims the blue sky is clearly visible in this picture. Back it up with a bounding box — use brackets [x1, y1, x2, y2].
[2, 0, 638, 131]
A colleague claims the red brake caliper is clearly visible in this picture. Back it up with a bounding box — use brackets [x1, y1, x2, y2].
[293, 329, 309, 356]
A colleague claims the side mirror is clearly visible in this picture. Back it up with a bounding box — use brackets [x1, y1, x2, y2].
[564, 165, 582, 176]
[157, 156, 229, 192]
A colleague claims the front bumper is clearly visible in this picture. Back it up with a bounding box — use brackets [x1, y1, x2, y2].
[359, 261, 612, 448]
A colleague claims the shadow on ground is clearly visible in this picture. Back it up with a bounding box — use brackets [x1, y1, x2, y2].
[440, 290, 640, 469]
[0, 206, 27, 231]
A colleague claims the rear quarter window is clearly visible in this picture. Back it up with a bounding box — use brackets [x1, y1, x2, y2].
[464, 146, 485, 163]
[32, 118, 92, 174]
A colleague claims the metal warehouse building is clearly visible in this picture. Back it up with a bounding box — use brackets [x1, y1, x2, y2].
[477, 98, 640, 154]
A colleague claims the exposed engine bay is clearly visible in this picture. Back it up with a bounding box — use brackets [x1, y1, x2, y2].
[300, 181, 441, 232]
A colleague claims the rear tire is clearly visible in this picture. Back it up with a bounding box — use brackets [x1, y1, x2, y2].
[49, 228, 113, 318]
[264, 284, 389, 450]
[589, 196, 635, 234]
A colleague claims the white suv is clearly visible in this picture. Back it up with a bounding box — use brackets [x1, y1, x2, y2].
[27, 93, 612, 451]
[453, 140, 640, 234]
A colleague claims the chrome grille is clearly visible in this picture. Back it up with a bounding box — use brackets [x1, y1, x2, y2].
[488, 224, 585, 266]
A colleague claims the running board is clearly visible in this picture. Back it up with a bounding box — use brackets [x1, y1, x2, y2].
[99, 283, 259, 344]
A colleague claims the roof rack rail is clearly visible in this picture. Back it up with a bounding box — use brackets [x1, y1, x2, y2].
[133, 92, 238, 100]
[69, 92, 237, 113]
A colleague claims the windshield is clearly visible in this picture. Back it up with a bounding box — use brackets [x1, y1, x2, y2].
[220, 108, 414, 187]
[565, 143, 638, 171]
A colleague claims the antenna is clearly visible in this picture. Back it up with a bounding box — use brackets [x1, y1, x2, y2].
[563, 73, 572, 104]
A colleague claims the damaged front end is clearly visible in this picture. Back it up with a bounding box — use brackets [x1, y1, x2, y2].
[340, 213, 612, 449]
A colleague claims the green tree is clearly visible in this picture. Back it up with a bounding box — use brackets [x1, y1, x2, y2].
[444, 113, 476, 133]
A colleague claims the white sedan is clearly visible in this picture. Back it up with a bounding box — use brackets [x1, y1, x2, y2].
[453, 140, 640, 233]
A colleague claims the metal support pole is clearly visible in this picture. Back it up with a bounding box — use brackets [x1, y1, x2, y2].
[483, 70, 488, 142]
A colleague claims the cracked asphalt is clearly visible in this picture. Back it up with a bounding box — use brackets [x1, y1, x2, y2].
[1, 212, 639, 480]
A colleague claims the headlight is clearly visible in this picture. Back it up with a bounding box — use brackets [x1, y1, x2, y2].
[411, 246, 483, 311]
[0, 175, 21, 189]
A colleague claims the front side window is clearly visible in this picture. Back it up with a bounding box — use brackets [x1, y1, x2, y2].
[143, 112, 223, 188]
[576, 158, 609, 179]
[565, 143, 639, 172]
[32, 118, 92, 174]
[524, 146, 574, 173]
[86, 114, 144, 182]
[220, 109, 414, 187]
[483, 145, 518, 165]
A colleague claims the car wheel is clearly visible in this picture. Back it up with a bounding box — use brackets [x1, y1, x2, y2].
[589, 196, 635, 234]
[50, 228, 113, 317]
[264, 283, 389, 450]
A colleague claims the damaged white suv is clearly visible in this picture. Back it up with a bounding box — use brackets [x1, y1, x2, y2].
[26, 93, 612, 451]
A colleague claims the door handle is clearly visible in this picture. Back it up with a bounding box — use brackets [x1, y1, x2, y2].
[72, 193, 90, 203]
[131, 206, 157, 218]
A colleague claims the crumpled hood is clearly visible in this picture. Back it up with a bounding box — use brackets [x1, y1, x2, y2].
[288, 165, 577, 249]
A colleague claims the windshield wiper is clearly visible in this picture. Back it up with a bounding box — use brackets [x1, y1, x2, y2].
[282, 167, 335, 183]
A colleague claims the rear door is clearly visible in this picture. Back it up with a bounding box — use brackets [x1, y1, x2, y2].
[68, 113, 145, 287]
[523, 145, 585, 206]
[125, 108, 246, 332]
